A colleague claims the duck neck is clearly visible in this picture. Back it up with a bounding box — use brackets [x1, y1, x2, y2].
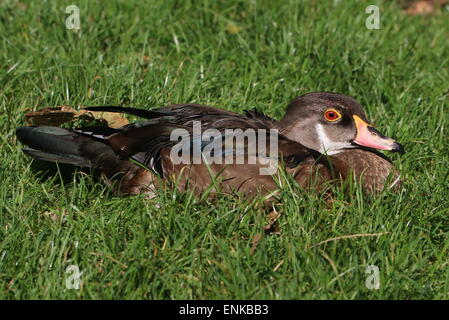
[275, 118, 322, 153]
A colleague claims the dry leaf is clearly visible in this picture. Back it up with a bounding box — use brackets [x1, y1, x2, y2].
[25, 106, 129, 129]
[78, 110, 129, 128]
[141, 55, 151, 66]
[263, 209, 281, 234]
[405, 0, 448, 15]
[42, 208, 67, 222]
[25, 106, 77, 126]
[250, 209, 282, 255]
[226, 23, 241, 34]
[250, 233, 263, 255]
[407, 1, 434, 15]
[87, 88, 94, 98]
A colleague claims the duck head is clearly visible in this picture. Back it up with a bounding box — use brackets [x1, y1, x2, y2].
[276, 92, 405, 155]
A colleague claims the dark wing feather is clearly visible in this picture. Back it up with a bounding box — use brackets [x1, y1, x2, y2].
[83, 106, 169, 119]
[107, 123, 187, 173]
[243, 108, 277, 128]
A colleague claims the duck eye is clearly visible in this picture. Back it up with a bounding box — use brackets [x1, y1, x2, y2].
[324, 108, 342, 122]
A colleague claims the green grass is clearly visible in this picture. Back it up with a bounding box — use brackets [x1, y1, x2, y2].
[1, 0, 448, 299]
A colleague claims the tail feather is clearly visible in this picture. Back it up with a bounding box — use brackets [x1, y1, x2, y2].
[22, 148, 89, 166]
[16, 126, 120, 169]
[16, 126, 158, 196]
[17, 126, 84, 160]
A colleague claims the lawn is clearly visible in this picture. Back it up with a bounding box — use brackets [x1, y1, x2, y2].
[0, 0, 448, 299]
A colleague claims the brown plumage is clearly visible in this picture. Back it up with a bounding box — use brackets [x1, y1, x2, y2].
[328, 149, 401, 193]
[16, 92, 405, 198]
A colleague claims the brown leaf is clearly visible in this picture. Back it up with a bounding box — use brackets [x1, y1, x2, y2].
[263, 209, 281, 234]
[41, 208, 67, 222]
[77, 110, 129, 128]
[25, 106, 129, 129]
[407, 1, 434, 15]
[250, 233, 263, 255]
[25, 106, 77, 126]
[405, 0, 448, 15]
[250, 208, 282, 255]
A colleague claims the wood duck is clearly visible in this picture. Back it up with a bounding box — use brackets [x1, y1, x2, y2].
[16, 92, 404, 197]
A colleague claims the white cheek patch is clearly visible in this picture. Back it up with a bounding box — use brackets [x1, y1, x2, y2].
[315, 123, 353, 155]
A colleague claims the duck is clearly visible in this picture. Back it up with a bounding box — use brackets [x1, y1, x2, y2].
[15, 92, 404, 198]
[275, 92, 405, 193]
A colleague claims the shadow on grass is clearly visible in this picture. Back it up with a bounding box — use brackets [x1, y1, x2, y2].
[29, 159, 101, 186]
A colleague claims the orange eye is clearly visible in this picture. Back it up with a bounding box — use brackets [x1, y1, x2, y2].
[324, 108, 342, 122]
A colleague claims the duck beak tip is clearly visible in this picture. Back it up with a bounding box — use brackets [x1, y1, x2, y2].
[352, 115, 405, 155]
[392, 142, 405, 154]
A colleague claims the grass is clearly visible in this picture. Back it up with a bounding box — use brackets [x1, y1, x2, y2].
[0, 0, 448, 299]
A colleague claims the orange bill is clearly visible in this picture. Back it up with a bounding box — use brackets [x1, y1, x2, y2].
[352, 115, 404, 153]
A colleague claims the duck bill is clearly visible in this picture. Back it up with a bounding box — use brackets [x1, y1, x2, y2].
[352, 115, 405, 153]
